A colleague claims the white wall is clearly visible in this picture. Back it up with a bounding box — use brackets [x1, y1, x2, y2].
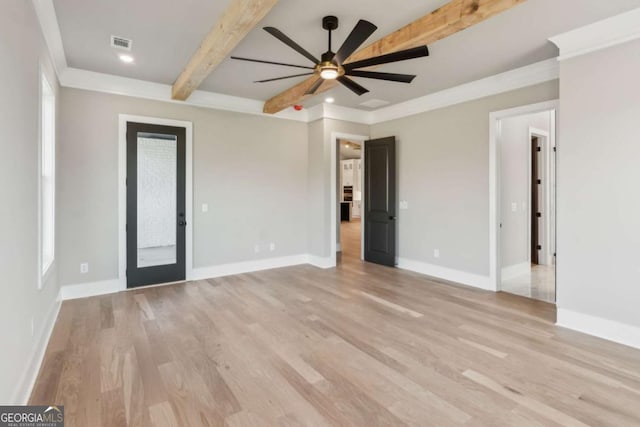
[499, 111, 551, 269]
[557, 39, 640, 332]
[58, 88, 309, 286]
[0, 1, 61, 403]
[371, 81, 559, 280]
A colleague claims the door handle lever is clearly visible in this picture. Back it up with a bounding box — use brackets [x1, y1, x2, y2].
[389, 216, 396, 220]
[178, 220, 187, 226]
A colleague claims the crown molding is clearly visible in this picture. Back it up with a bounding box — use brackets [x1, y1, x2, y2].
[549, 7, 640, 61]
[60, 67, 307, 122]
[370, 58, 559, 124]
[32, 0, 67, 77]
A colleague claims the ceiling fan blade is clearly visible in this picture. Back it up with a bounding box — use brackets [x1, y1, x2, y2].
[230, 56, 315, 70]
[345, 69, 416, 83]
[305, 78, 324, 95]
[337, 76, 369, 96]
[344, 46, 429, 70]
[333, 20, 377, 65]
[254, 73, 315, 83]
[263, 27, 319, 65]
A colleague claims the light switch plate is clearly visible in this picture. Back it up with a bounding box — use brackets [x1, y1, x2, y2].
[400, 200, 409, 210]
[80, 263, 89, 274]
[202, 203, 209, 213]
[511, 202, 517, 212]
[434, 249, 440, 258]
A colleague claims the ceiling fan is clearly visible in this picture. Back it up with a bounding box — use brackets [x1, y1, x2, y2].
[231, 16, 430, 96]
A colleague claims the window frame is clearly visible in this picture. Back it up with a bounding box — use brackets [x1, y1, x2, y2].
[38, 71, 56, 288]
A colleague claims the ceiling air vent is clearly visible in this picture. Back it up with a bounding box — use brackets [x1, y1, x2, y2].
[110, 35, 132, 51]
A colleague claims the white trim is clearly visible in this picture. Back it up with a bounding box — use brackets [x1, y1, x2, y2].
[60, 279, 121, 300]
[397, 258, 493, 291]
[12, 296, 61, 404]
[500, 262, 530, 281]
[371, 59, 559, 124]
[63, 68, 308, 122]
[336, 243, 342, 252]
[489, 100, 559, 292]
[307, 255, 335, 269]
[331, 132, 368, 268]
[58, 60, 559, 125]
[31, 0, 68, 78]
[550, 8, 640, 61]
[191, 254, 309, 281]
[118, 115, 193, 290]
[557, 308, 640, 350]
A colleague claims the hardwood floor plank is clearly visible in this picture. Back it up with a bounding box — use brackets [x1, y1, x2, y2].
[28, 223, 640, 425]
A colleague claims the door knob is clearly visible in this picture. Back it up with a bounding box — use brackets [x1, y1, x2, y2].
[389, 216, 396, 220]
[178, 220, 187, 226]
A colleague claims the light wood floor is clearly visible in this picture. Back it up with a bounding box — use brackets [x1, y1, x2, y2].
[30, 226, 640, 426]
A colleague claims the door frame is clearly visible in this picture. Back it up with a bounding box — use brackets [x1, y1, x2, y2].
[489, 100, 558, 292]
[118, 114, 193, 291]
[331, 131, 369, 266]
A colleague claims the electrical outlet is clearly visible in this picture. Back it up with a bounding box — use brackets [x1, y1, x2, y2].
[434, 249, 440, 258]
[202, 203, 209, 213]
[80, 263, 89, 274]
[254, 244, 260, 253]
[269, 242, 275, 252]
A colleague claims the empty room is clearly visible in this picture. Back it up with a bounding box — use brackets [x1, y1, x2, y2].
[2, 0, 640, 425]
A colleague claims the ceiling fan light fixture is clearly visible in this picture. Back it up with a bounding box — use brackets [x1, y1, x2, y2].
[319, 62, 340, 80]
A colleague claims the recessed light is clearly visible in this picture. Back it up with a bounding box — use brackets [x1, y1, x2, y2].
[325, 97, 335, 103]
[119, 54, 134, 64]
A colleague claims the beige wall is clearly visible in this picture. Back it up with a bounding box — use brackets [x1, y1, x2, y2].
[0, 1, 61, 403]
[557, 39, 640, 328]
[58, 88, 309, 286]
[306, 118, 369, 259]
[371, 81, 559, 276]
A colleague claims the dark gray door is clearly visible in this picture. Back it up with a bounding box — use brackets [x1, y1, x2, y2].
[126, 122, 186, 288]
[364, 136, 396, 266]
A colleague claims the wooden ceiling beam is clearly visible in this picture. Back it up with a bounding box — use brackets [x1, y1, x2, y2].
[172, 0, 279, 101]
[262, 0, 526, 114]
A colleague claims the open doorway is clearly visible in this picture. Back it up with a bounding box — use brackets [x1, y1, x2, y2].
[338, 139, 363, 263]
[496, 109, 556, 303]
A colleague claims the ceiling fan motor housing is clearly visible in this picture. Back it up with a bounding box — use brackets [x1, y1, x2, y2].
[322, 16, 339, 31]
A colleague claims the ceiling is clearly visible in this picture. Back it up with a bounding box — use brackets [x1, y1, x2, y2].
[54, 0, 640, 110]
[339, 140, 362, 160]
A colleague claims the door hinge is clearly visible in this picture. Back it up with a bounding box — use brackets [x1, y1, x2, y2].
[537, 245, 542, 250]
[553, 147, 556, 152]
[536, 146, 541, 152]
[537, 179, 541, 184]
[536, 212, 542, 218]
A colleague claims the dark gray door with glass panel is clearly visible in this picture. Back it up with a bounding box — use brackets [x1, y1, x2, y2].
[364, 136, 396, 266]
[126, 122, 186, 288]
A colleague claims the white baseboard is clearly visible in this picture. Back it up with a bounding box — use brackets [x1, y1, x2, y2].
[12, 296, 61, 404]
[307, 255, 335, 269]
[501, 262, 531, 281]
[556, 308, 640, 350]
[191, 254, 308, 280]
[60, 279, 122, 300]
[397, 257, 494, 291]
